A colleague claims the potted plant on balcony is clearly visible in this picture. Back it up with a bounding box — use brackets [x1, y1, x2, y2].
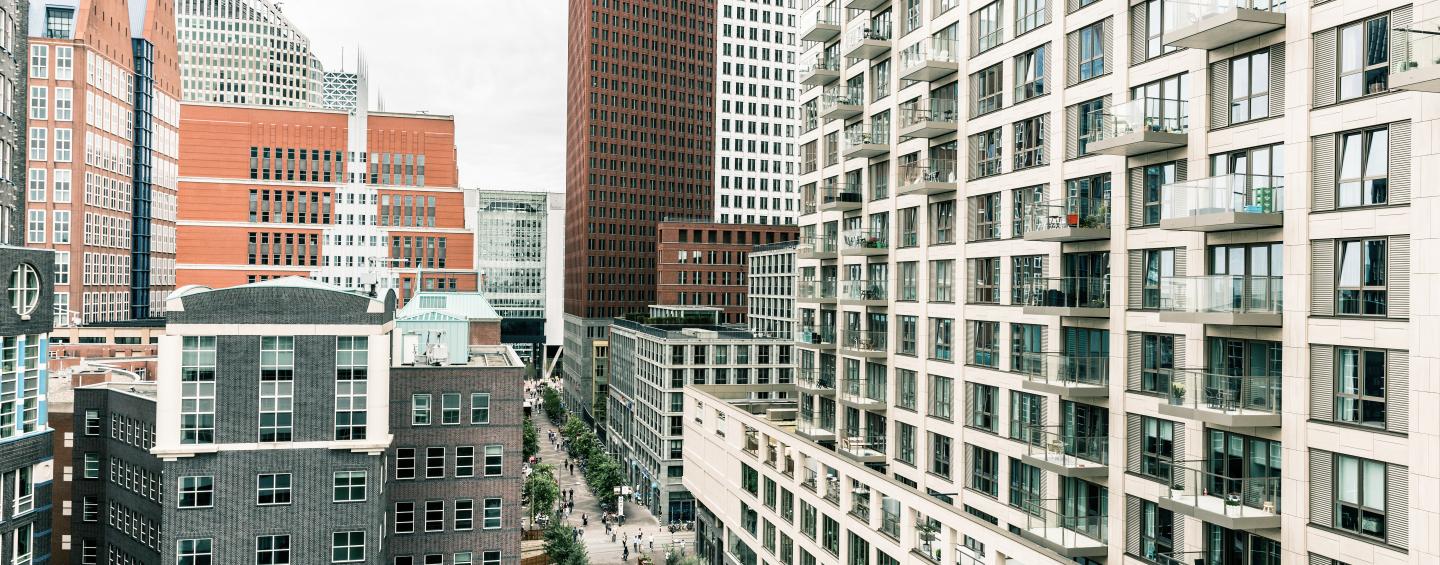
[1170, 381, 1186, 405]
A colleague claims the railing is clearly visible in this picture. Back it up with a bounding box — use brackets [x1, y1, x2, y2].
[797, 412, 835, 438]
[1091, 98, 1188, 141]
[840, 377, 887, 406]
[899, 38, 959, 71]
[881, 507, 901, 538]
[845, 23, 892, 46]
[805, 4, 841, 28]
[900, 98, 959, 129]
[1156, 552, 1209, 565]
[1020, 196, 1111, 232]
[801, 53, 840, 75]
[841, 229, 888, 253]
[1167, 369, 1282, 415]
[821, 182, 863, 206]
[824, 477, 841, 503]
[841, 434, 886, 457]
[842, 329, 888, 354]
[1397, 23, 1440, 78]
[801, 197, 818, 215]
[797, 325, 837, 346]
[802, 468, 819, 492]
[899, 158, 959, 187]
[797, 236, 837, 256]
[821, 85, 863, 112]
[1026, 425, 1109, 466]
[850, 487, 872, 521]
[840, 279, 888, 301]
[743, 429, 759, 454]
[1018, 276, 1111, 310]
[934, 0, 961, 16]
[1157, 275, 1282, 315]
[1018, 352, 1109, 389]
[1023, 498, 1108, 547]
[1164, 0, 1286, 31]
[1161, 174, 1284, 219]
[1166, 460, 1282, 518]
[798, 279, 837, 300]
[797, 368, 836, 390]
[843, 128, 891, 150]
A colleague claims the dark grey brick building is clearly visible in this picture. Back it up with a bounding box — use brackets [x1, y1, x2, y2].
[0, 245, 53, 565]
[0, 1, 25, 246]
[69, 379, 159, 564]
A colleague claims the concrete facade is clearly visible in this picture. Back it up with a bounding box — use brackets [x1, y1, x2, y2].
[176, 0, 324, 108]
[747, 240, 797, 340]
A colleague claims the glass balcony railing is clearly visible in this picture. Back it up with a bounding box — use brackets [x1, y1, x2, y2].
[802, 467, 820, 492]
[820, 183, 863, 208]
[797, 236, 837, 257]
[1090, 98, 1188, 140]
[840, 433, 887, 459]
[804, 4, 841, 29]
[899, 98, 960, 129]
[1164, 0, 1286, 31]
[800, 53, 840, 75]
[843, 128, 891, 151]
[1157, 275, 1282, 316]
[1021, 498, 1108, 552]
[801, 197, 818, 215]
[899, 38, 959, 75]
[1018, 352, 1110, 390]
[1164, 460, 1281, 524]
[1395, 22, 1440, 90]
[798, 279, 837, 301]
[1166, 369, 1282, 418]
[841, 229, 888, 253]
[1020, 197, 1111, 233]
[1161, 174, 1284, 219]
[820, 86, 863, 114]
[797, 325, 837, 346]
[797, 368, 836, 390]
[824, 475, 841, 503]
[840, 279, 888, 302]
[841, 329, 888, 354]
[898, 158, 959, 189]
[844, 24, 892, 47]
[1018, 276, 1111, 310]
[1025, 425, 1109, 468]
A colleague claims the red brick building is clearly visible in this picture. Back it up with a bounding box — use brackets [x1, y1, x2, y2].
[656, 221, 797, 324]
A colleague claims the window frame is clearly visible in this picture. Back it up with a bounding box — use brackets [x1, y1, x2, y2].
[1336, 127, 1388, 208]
[1336, 238, 1388, 316]
[1334, 347, 1387, 428]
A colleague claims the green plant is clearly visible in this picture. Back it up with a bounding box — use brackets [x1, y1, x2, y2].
[525, 464, 559, 524]
[542, 387, 565, 422]
[542, 519, 590, 565]
[523, 418, 540, 461]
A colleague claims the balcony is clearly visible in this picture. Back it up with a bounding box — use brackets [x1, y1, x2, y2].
[801, 5, 842, 42]
[839, 434, 887, 463]
[820, 86, 864, 120]
[1160, 461, 1281, 530]
[1163, 0, 1286, 50]
[1087, 98, 1189, 156]
[1016, 352, 1109, 398]
[801, 467, 821, 492]
[899, 38, 959, 81]
[796, 236, 838, 259]
[897, 159, 958, 195]
[839, 279, 887, 306]
[845, 0, 889, 9]
[1019, 498, 1108, 558]
[1157, 275, 1282, 326]
[1022, 425, 1109, 478]
[842, 128, 890, 159]
[824, 475, 842, 504]
[819, 183, 864, 211]
[840, 229, 889, 257]
[898, 98, 959, 138]
[840, 329, 887, 358]
[849, 488, 871, 522]
[796, 414, 837, 442]
[797, 279, 837, 304]
[843, 24, 892, 60]
[799, 53, 842, 86]
[1160, 174, 1283, 231]
[1020, 197, 1111, 242]
[1394, 22, 1440, 91]
[796, 368, 837, 393]
[839, 378, 887, 410]
[796, 325, 837, 349]
[801, 196, 818, 216]
[1160, 369, 1281, 427]
[1018, 277, 1111, 318]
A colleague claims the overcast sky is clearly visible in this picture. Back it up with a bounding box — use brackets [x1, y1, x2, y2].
[280, 0, 568, 191]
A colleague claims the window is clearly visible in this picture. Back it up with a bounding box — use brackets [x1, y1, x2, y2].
[424, 500, 445, 532]
[1337, 127, 1388, 207]
[1016, 0, 1046, 35]
[1139, 334, 1175, 394]
[331, 531, 365, 563]
[258, 473, 292, 505]
[83, 410, 99, 435]
[1339, 15, 1389, 101]
[28, 86, 44, 120]
[481, 551, 501, 565]
[1009, 459, 1042, 514]
[971, 128, 1002, 179]
[1077, 23, 1104, 81]
[44, 7, 73, 38]
[25, 210, 42, 244]
[898, 315, 918, 355]
[1337, 238, 1387, 316]
[1076, 98, 1105, 156]
[896, 369, 917, 409]
[896, 422, 917, 465]
[395, 502, 416, 533]
[81, 496, 97, 522]
[1335, 348, 1386, 427]
[8, 263, 38, 317]
[28, 127, 44, 161]
[967, 382, 998, 430]
[55, 47, 73, 80]
[29, 45, 46, 79]
[426, 447, 446, 479]
[409, 394, 435, 426]
[929, 433, 953, 478]
[484, 444, 503, 476]
[930, 318, 953, 361]
[26, 169, 44, 202]
[54, 128, 70, 162]
[54, 169, 71, 202]
[456, 446, 475, 477]
[1139, 416, 1174, 480]
[178, 476, 213, 508]
[455, 499, 475, 530]
[176, 539, 212, 565]
[1015, 45, 1046, 102]
[1334, 454, 1387, 540]
[1137, 498, 1175, 562]
[396, 448, 416, 480]
[972, 193, 1001, 241]
[440, 393, 462, 424]
[970, 321, 999, 368]
[975, 2, 1003, 54]
[55, 87, 71, 120]
[52, 211, 68, 244]
[969, 445, 999, 496]
[256, 534, 290, 565]
[1014, 115, 1045, 169]
[1229, 50, 1270, 124]
[822, 515, 840, 555]
[180, 336, 217, 444]
[741, 464, 759, 495]
[1142, 249, 1175, 309]
[1011, 256, 1043, 306]
[897, 262, 918, 302]
[259, 336, 295, 442]
[471, 392, 491, 424]
[83, 452, 98, 478]
[973, 64, 1002, 116]
[334, 471, 367, 502]
[929, 374, 953, 419]
[898, 207, 919, 248]
[1139, 162, 1177, 226]
[335, 336, 368, 441]
[484, 498, 502, 529]
[929, 200, 954, 244]
[971, 258, 1000, 304]
[930, 260, 954, 303]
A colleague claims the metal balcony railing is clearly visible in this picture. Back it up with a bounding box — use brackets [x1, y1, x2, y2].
[840, 229, 888, 253]
[797, 279, 837, 300]
[840, 279, 888, 301]
[796, 325, 837, 346]
[841, 329, 888, 354]
[1017, 352, 1110, 389]
[1164, 460, 1282, 519]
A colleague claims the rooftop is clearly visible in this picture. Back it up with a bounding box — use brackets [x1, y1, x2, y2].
[394, 345, 524, 369]
[397, 292, 502, 322]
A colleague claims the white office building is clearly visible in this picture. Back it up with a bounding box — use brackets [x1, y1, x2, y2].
[176, 0, 325, 108]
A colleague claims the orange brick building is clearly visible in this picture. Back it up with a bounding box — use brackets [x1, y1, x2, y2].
[176, 103, 475, 301]
[656, 221, 797, 324]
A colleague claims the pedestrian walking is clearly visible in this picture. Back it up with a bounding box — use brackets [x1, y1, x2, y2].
[648, 534, 655, 551]
[582, 513, 588, 526]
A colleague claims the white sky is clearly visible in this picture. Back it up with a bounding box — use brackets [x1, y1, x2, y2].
[279, 0, 568, 191]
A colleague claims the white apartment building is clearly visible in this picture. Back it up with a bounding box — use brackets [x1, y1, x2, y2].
[749, 240, 800, 339]
[176, 0, 324, 108]
[686, 1, 1440, 565]
[717, 0, 802, 225]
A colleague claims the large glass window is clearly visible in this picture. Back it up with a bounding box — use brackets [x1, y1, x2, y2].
[975, 2, 1003, 54]
[930, 318, 953, 361]
[929, 374, 953, 419]
[929, 433, 952, 478]
[1140, 162, 1177, 226]
[929, 200, 955, 244]
[1016, 0, 1046, 35]
[1076, 98, 1104, 155]
[1143, 248, 1174, 309]
[930, 260, 954, 303]
[1335, 454, 1387, 540]
[972, 258, 1000, 304]
[1009, 459, 1042, 514]
[1335, 348, 1386, 427]
[1205, 429, 1281, 511]
[1139, 416, 1174, 480]
[1077, 23, 1104, 81]
[1229, 50, 1270, 124]
[1337, 127, 1388, 207]
[180, 336, 217, 445]
[1339, 15, 1389, 101]
[1015, 45, 1046, 102]
[1138, 499, 1175, 562]
[1139, 334, 1174, 394]
[974, 64, 1002, 116]
[1009, 390, 1043, 444]
[1337, 238, 1387, 316]
[1014, 115, 1046, 170]
[969, 445, 999, 496]
[968, 382, 998, 430]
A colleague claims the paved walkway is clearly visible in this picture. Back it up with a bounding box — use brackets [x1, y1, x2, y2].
[527, 384, 696, 564]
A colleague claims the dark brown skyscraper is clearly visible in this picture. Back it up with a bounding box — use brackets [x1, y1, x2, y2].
[563, 0, 717, 425]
